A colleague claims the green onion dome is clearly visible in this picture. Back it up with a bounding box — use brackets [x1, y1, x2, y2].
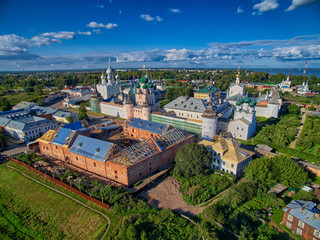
[236, 100, 242, 106]
[142, 84, 148, 89]
[135, 84, 140, 88]
[249, 100, 256, 107]
[148, 83, 153, 88]
[243, 96, 250, 103]
[141, 76, 148, 84]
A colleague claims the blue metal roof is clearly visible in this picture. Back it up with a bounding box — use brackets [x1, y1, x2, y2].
[128, 118, 168, 135]
[64, 121, 83, 130]
[100, 124, 121, 131]
[69, 135, 113, 162]
[51, 128, 73, 146]
[283, 200, 320, 230]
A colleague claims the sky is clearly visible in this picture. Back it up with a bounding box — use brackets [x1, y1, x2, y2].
[0, 0, 320, 71]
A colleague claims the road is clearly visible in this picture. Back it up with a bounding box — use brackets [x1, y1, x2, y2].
[6, 162, 111, 240]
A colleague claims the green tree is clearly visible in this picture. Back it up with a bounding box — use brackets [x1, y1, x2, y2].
[287, 104, 301, 115]
[66, 115, 73, 123]
[0, 97, 12, 111]
[78, 103, 88, 120]
[244, 155, 309, 188]
[174, 143, 211, 177]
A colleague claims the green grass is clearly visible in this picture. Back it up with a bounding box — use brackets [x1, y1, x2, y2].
[0, 92, 50, 106]
[0, 162, 109, 240]
[282, 94, 320, 105]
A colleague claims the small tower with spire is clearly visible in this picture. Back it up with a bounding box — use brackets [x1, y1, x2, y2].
[101, 70, 106, 84]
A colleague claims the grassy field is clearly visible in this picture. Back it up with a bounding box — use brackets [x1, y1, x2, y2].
[0, 162, 108, 240]
[0, 92, 49, 106]
[282, 94, 320, 105]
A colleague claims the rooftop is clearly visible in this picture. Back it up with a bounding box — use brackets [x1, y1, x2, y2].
[195, 86, 221, 94]
[69, 135, 114, 162]
[127, 118, 169, 135]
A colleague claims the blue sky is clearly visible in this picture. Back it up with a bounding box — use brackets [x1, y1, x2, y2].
[0, 0, 320, 71]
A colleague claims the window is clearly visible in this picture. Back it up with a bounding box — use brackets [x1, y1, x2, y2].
[149, 167, 152, 171]
[296, 228, 302, 236]
[115, 170, 117, 174]
[94, 163, 96, 167]
[286, 222, 291, 229]
[223, 161, 225, 165]
[287, 214, 293, 222]
[231, 164, 234, 168]
[76, 157, 78, 160]
[298, 221, 305, 229]
[314, 230, 320, 237]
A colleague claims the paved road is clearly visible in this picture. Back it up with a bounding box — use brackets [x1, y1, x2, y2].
[1, 143, 26, 156]
[289, 110, 307, 149]
[6, 162, 111, 240]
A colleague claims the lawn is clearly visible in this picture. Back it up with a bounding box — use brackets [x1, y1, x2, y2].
[282, 94, 320, 105]
[0, 162, 108, 240]
[0, 92, 51, 106]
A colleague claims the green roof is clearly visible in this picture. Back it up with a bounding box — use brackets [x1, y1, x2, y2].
[195, 86, 221, 94]
[142, 84, 148, 89]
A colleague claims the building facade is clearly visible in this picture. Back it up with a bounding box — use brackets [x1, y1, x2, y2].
[199, 138, 254, 176]
[282, 200, 320, 240]
[37, 118, 194, 186]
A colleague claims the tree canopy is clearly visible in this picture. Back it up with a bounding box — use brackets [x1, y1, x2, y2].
[78, 103, 88, 120]
[244, 155, 309, 188]
[287, 104, 301, 115]
[174, 143, 211, 177]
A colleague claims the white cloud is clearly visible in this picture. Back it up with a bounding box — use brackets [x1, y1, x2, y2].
[0, 34, 60, 60]
[41, 31, 75, 39]
[140, 14, 154, 22]
[156, 16, 163, 22]
[169, 8, 181, 13]
[237, 7, 244, 13]
[93, 29, 101, 34]
[286, 0, 320, 11]
[253, 0, 279, 14]
[140, 14, 163, 22]
[77, 31, 92, 36]
[95, 4, 104, 8]
[87, 21, 118, 29]
[1, 34, 320, 70]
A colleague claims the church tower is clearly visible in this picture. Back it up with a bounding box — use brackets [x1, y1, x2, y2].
[125, 93, 134, 119]
[201, 99, 218, 141]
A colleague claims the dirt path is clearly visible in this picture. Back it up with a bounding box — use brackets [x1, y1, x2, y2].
[6, 162, 111, 240]
[139, 176, 229, 217]
[289, 110, 306, 149]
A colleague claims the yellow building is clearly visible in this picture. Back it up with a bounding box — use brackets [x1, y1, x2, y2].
[199, 138, 254, 176]
[194, 86, 221, 99]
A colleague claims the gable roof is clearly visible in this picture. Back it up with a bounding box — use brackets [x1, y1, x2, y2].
[37, 130, 57, 144]
[6, 116, 54, 131]
[199, 139, 254, 163]
[64, 121, 83, 130]
[51, 128, 75, 146]
[195, 86, 220, 94]
[127, 118, 169, 135]
[69, 135, 114, 162]
[12, 101, 37, 110]
[164, 96, 212, 113]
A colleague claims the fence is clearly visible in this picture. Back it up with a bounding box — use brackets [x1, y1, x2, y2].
[8, 158, 110, 210]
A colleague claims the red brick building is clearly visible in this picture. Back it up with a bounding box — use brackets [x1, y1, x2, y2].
[282, 200, 320, 240]
[37, 118, 194, 186]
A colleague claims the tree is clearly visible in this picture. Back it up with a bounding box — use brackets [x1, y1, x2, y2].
[78, 103, 88, 120]
[244, 155, 309, 188]
[309, 105, 316, 111]
[174, 143, 211, 177]
[66, 115, 73, 123]
[287, 104, 301, 115]
[0, 97, 12, 111]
